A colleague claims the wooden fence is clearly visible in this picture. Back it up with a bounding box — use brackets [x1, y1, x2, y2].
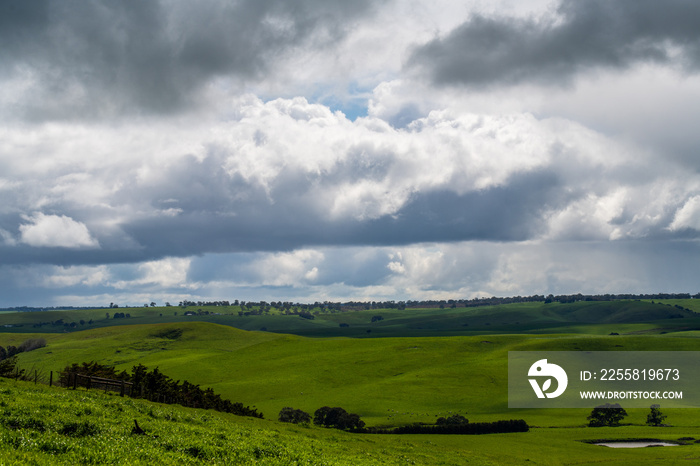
[59, 372, 134, 397]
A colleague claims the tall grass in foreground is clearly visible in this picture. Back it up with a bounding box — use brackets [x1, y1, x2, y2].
[0, 379, 404, 465]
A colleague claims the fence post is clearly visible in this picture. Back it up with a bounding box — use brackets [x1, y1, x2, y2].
[49, 371, 53, 387]
[72, 373, 77, 390]
[34, 369, 37, 385]
[120, 380, 125, 397]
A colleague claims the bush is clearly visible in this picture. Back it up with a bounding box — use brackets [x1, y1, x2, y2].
[18, 338, 47, 353]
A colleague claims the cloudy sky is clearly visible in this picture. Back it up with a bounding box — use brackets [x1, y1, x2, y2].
[3, 0, 700, 307]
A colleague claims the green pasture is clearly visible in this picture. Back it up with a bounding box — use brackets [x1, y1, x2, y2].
[3, 356, 700, 464]
[4, 300, 700, 464]
[9, 321, 700, 427]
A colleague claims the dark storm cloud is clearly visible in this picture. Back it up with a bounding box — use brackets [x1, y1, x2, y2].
[408, 0, 700, 87]
[0, 165, 565, 267]
[0, 0, 380, 117]
[354, 170, 563, 244]
[93, 170, 564, 263]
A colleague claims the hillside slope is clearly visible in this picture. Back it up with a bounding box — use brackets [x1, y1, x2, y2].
[9, 322, 700, 427]
[1, 300, 698, 338]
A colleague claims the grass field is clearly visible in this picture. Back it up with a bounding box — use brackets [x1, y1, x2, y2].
[3, 300, 700, 464]
[3, 378, 700, 464]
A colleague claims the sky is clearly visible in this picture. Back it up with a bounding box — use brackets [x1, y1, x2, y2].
[3, 0, 700, 307]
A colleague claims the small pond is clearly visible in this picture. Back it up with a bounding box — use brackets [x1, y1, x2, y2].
[595, 441, 679, 448]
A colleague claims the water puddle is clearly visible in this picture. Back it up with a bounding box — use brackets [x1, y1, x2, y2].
[595, 441, 679, 448]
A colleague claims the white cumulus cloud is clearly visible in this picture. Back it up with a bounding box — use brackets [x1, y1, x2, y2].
[19, 213, 99, 249]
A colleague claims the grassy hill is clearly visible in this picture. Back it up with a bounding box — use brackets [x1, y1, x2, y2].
[8, 321, 700, 427]
[3, 357, 700, 464]
[4, 301, 700, 463]
[0, 299, 698, 338]
[0, 378, 472, 465]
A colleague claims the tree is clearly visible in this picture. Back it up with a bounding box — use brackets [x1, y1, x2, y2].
[587, 403, 628, 427]
[0, 356, 22, 378]
[336, 412, 365, 431]
[314, 407, 365, 431]
[278, 407, 311, 424]
[646, 404, 667, 426]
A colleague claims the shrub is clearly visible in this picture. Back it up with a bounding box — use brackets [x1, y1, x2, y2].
[18, 338, 47, 353]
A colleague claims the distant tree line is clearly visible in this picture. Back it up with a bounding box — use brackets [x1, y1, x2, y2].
[59, 361, 262, 419]
[7, 292, 700, 316]
[369, 419, 529, 435]
[279, 406, 527, 435]
[179, 300, 231, 307]
[28, 318, 94, 330]
[278, 406, 365, 431]
[399, 293, 700, 309]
